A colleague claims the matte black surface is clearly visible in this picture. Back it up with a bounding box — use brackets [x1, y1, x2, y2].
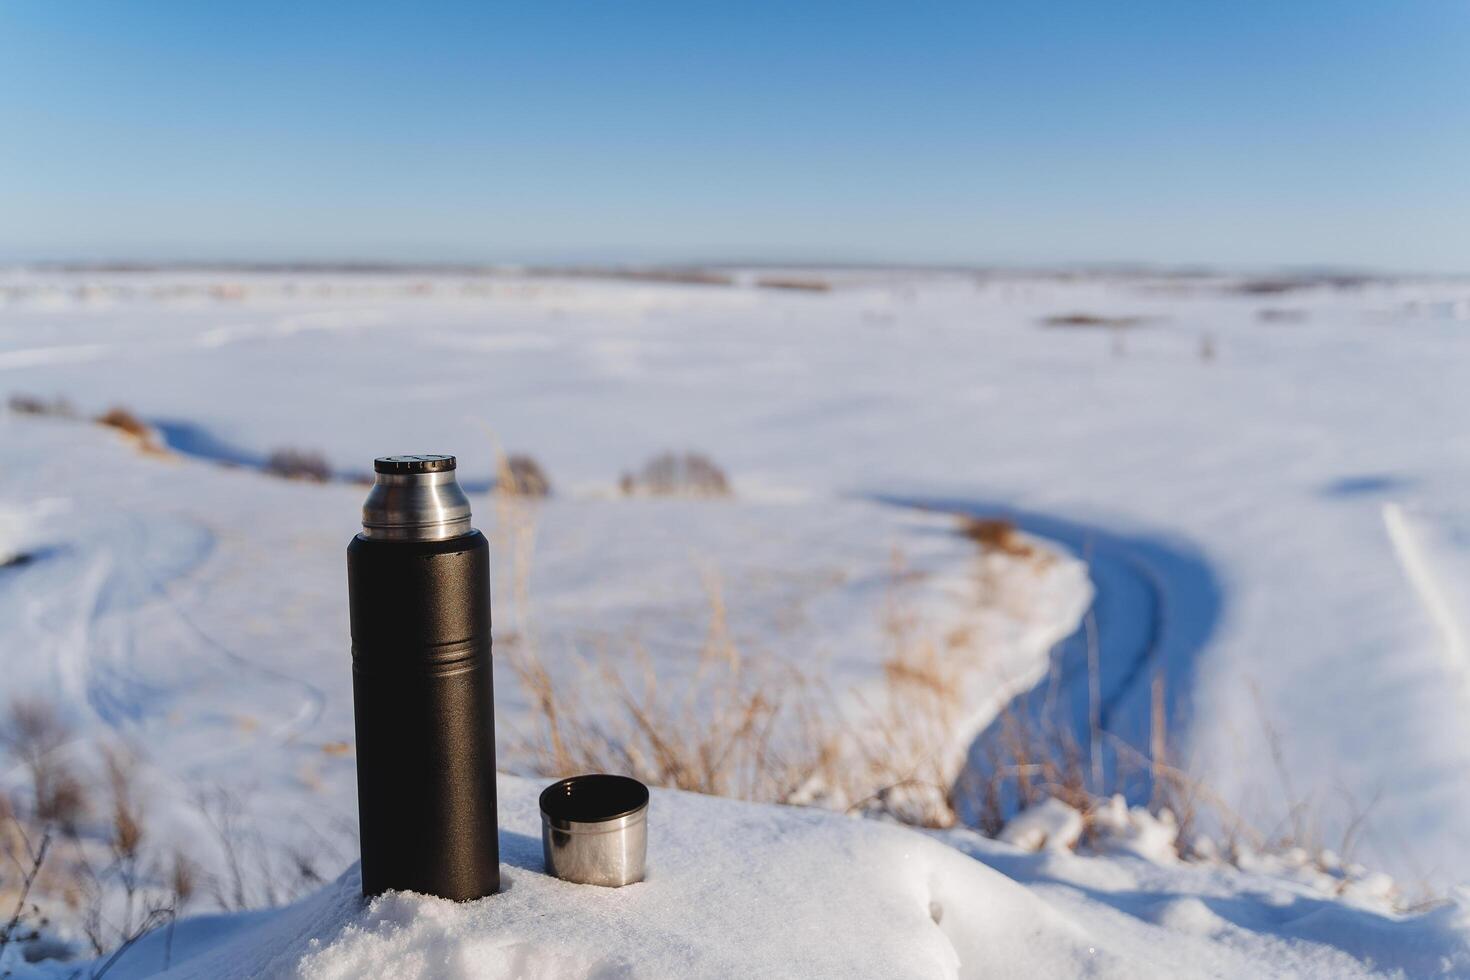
[347, 529, 500, 900]
[374, 454, 457, 474]
[540, 774, 649, 823]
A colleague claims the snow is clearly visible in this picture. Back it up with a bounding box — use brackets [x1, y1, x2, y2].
[1089, 795, 1180, 865]
[946, 823, 1470, 979]
[997, 797, 1085, 853]
[4, 268, 1470, 973]
[10, 776, 1098, 980]
[11, 775, 1469, 980]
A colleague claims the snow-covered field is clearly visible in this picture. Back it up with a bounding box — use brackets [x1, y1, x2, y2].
[2, 268, 1470, 976]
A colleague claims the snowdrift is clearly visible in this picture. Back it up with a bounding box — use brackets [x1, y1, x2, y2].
[21, 776, 1470, 980]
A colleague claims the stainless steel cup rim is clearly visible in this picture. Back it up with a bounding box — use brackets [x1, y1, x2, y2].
[539, 774, 649, 833]
[541, 809, 647, 835]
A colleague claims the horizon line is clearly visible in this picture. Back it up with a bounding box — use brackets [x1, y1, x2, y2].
[2, 257, 1458, 280]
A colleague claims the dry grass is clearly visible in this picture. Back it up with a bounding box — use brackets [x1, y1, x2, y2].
[95, 408, 150, 441]
[502, 513, 1115, 832]
[1258, 308, 1309, 324]
[0, 699, 89, 833]
[1231, 275, 1369, 296]
[617, 268, 734, 287]
[9, 395, 169, 458]
[841, 566, 974, 827]
[964, 692, 1095, 837]
[526, 266, 735, 287]
[264, 448, 332, 483]
[102, 747, 144, 865]
[497, 467, 846, 806]
[508, 568, 842, 804]
[964, 661, 1403, 906]
[619, 451, 731, 498]
[1040, 313, 1145, 328]
[96, 408, 165, 455]
[0, 820, 52, 970]
[0, 698, 342, 970]
[959, 517, 1037, 559]
[0, 724, 187, 970]
[754, 276, 830, 293]
[7, 394, 74, 418]
[503, 527, 1012, 829]
[497, 453, 552, 498]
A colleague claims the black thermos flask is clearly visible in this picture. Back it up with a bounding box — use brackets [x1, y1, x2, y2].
[347, 454, 500, 900]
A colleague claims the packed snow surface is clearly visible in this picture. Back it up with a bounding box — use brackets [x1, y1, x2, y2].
[17, 776, 1470, 980]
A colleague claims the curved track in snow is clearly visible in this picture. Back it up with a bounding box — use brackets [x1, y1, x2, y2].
[879, 496, 1223, 812]
[1, 509, 327, 772]
[1383, 502, 1470, 690]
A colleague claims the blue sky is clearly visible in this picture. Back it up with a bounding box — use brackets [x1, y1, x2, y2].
[2, 1, 1468, 270]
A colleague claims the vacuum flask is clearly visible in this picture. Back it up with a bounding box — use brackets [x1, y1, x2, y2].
[347, 454, 500, 900]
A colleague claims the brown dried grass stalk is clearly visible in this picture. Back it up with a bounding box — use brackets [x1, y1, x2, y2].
[506, 542, 999, 828]
[509, 568, 844, 804]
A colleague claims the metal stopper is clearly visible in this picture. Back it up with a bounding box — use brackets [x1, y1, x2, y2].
[360, 454, 472, 541]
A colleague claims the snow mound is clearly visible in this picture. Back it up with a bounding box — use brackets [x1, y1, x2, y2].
[998, 797, 1085, 853]
[19, 776, 1470, 980]
[997, 795, 1179, 864]
[37, 775, 1099, 979]
[1089, 794, 1180, 864]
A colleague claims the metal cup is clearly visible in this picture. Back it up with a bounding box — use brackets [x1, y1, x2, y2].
[539, 774, 648, 887]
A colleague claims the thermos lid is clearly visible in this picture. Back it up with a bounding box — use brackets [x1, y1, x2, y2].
[374, 454, 457, 474]
[361, 454, 472, 541]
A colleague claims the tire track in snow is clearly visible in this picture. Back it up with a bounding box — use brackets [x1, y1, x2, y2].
[6, 510, 326, 756]
[100, 512, 329, 750]
[1382, 502, 1470, 686]
[140, 557, 329, 749]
